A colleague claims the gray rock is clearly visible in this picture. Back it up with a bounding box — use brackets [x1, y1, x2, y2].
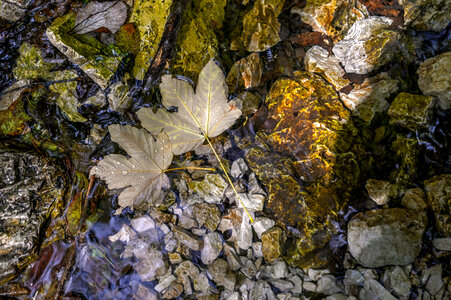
[226, 291, 241, 300]
[126, 240, 167, 282]
[174, 261, 200, 295]
[109, 224, 137, 243]
[208, 258, 236, 291]
[347, 208, 427, 267]
[193, 272, 211, 293]
[188, 173, 228, 204]
[401, 188, 429, 211]
[171, 224, 203, 251]
[382, 266, 412, 298]
[189, 203, 221, 232]
[317, 275, 342, 295]
[134, 283, 158, 300]
[237, 211, 254, 250]
[402, 0, 451, 32]
[241, 259, 258, 279]
[252, 242, 263, 258]
[178, 215, 198, 229]
[421, 264, 443, 295]
[287, 275, 303, 294]
[303, 281, 317, 292]
[307, 268, 330, 281]
[252, 218, 275, 239]
[155, 275, 177, 293]
[365, 179, 393, 205]
[130, 215, 156, 232]
[326, 295, 353, 300]
[0, 0, 33, 22]
[432, 237, 451, 251]
[201, 232, 223, 265]
[364, 279, 397, 300]
[249, 280, 276, 300]
[344, 270, 364, 287]
[231, 158, 249, 179]
[333, 17, 399, 75]
[417, 52, 451, 110]
[424, 174, 451, 236]
[269, 279, 294, 292]
[224, 243, 243, 271]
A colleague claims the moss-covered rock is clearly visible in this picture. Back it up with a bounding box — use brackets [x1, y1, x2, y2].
[390, 135, 419, 187]
[231, 0, 285, 52]
[46, 12, 125, 90]
[172, 0, 226, 81]
[424, 174, 451, 236]
[188, 173, 228, 204]
[388, 92, 435, 131]
[402, 0, 451, 32]
[226, 53, 263, 94]
[13, 43, 54, 81]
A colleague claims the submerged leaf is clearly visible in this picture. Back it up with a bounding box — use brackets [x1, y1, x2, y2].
[137, 59, 242, 155]
[74, 1, 128, 34]
[90, 125, 172, 214]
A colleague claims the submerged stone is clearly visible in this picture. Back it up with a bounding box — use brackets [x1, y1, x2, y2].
[46, 12, 124, 90]
[13, 43, 54, 81]
[291, 0, 368, 42]
[188, 173, 228, 204]
[424, 174, 451, 236]
[402, 0, 451, 32]
[417, 51, 451, 110]
[128, 0, 173, 80]
[226, 53, 263, 94]
[391, 135, 419, 187]
[332, 16, 399, 75]
[0, 80, 31, 111]
[0, 0, 33, 22]
[107, 73, 133, 112]
[388, 92, 435, 131]
[231, 0, 285, 52]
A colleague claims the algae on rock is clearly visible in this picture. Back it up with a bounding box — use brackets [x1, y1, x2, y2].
[13, 43, 54, 81]
[388, 92, 435, 131]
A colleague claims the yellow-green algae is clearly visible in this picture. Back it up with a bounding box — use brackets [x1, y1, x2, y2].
[388, 92, 434, 131]
[13, 43, 54, 80]
[391, 135, 419, 187]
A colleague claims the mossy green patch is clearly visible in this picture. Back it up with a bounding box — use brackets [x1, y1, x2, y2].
[13, 43, 54, 80]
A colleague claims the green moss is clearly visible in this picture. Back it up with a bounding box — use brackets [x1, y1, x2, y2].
[388, 92, 434, 131]
[13, 43, 54, 80]
[391, 135, 419, 186]
[0, 99, 31, 136]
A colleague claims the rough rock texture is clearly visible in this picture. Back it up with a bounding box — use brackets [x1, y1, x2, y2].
[402, 0, 451, 32]
[332, 16, 399, 75]
[0, 152, 67, 283]
[390, 136, 419, 187]
[261, 227, 283, 263]
[365, 179, 393, 205]
[304, 46, 350, 91]
[401, 187, 429, 211]
[347, 208, 427, 267]
[417, 52, 451, 110]
[388, 92, 435, 131]
[242, 71, 368, 268]
[424, 174, 451, 236]
[340, 72, 398, 124]
[231, 0, 285, 52]
[226, 53, 263, 94]
[291, 0, 368, 42]
[0, 0, 33, 22]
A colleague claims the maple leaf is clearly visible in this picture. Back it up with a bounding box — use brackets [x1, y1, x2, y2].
[90, 124, 172, 214]
[73, 1, 128, 34]
[137, 59, 242, 155]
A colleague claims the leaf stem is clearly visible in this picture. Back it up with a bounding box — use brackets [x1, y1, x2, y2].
[164, 166, 216, 172]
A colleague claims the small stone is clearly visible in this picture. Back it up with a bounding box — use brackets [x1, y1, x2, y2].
[402, 0, 451, 32]
[131, 215, 156, 233]
[178, 215, 198, 229]
[344, 269, 364, 287]
[134, 283, 158, 300]
[109, 224, 136, 243]
[308, 269, 330, 281]
[401, 188, 428, 211]
[388, 92, 435, 131]
[364, 279, 397, 300]
[162, 282, 183, 299]
[288, 275, 303, 294]
[317, 275, 342, 295]
[326, 295, 349, 300]
[422, 264, 443, 295]
[249, 280, 276, 300]
[171, 225, 203, 251]
[432, 238, 451, 251]
[0, 0, 33, 22]
[231, 158, 249, 179]
[226, 292, 240, 300]
[201, 232, 223, 265]
[190, 203, 221, 232]
[365, 179, 392, 205]
[382, 266, 411, 298]
[347, 208, 427, 267]
[417, 52, 451, 110]
[240, 259, 258, 279]
[252, 218, 275, 239]
[271, 258, 289, 279]
[362, 269, 379, 281]
[208, 259, 236, 291]
[193, 272, 211, 293]
[261, 227, 283, 263]
[252, 242, 263, 258]
[155, 275, 177, 293]
[270, 279, 294, 292]
[424, 174, 451, 236]
[224, 243, 242, 271]
[168, 252, 183, 264]
[174, 261, 200, 295]
[303, 281, 317, 293]
[226, 53, 263, 93]
[237, 211, 254, 250]
[188, 173, 228, 204]
[235, 92, 261, 117]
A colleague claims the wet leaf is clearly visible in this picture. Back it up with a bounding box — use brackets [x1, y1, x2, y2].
[137, 59, 242, 155]
[73, 1, 128, 34]
[90, 125, 173, 214]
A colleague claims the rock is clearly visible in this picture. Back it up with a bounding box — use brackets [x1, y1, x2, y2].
[237, 211, 254, 250]
[326, 295, 350, 300]
[344, 269, 365, 287]
[388, 93, 435, 131]
[231, 0, 285, 52]
[128, 0, 173, 80]
[421, 264, 443, 295]
[261, 227, 283, 263]
[269, 258, 289, 279]
[308, 268, 330, 281]
[0, 152, 67, 283]
[174, 261, 200, 295]
[303, 281, 317, 293]
[162, 282, 184, 299]
[332, 16, 399, 75]
[201, 232, 223, 265]
[109, 224, 137, 243]
[364, 279, 397, 300]
[252, 242, 263, 258]
[288, 275, 303, 294]
[417, 52, 451, 110]
[189, 203, 221, 231]
[178, 215, 198, 229]
[235, 92, 261, 117]
[391, 136, 419, 187]
[252, 218, 275, 239]
[382, 266, 412, 298]
[240, 259, 258, 279]
[155, 275, 177, 293]
[171, 224, 203, 251]
[226, 53, 263, 94]
[402, 0, 451, 32]
[269, 279, 294, 292]
[134, 283, 158, 299]
[401, 187, 429, 211]
[304, 46, 350, 91]
[424, 174, 451, 236]
[188, 174, 228, 204]
[317, 275, 342, 295]
[0, 0, 33, 22]
[231, 158, 249, 179]
[432, 238, 451, 251]
[207, 259, 236, 291]
[193, 272, 211, 293]
[0, 80, 30, 111]
[340, 72, 398, 124]
[130, 215, 156, 232]
[347, 208, 427, 267]
[249, 280, 276, 300]
[46, 12, 124, 90]
[226, 292, 241, 300]
[224, 243, 243, 271]
[291, 0, 368, 42]
[13, 43, 54, 81]
[365, 179, 393, 205]
[107, 73, 133, 112]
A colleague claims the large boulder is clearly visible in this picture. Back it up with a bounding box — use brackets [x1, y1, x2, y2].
[402, 0, 451, 32]
[347, 208, 427, 268]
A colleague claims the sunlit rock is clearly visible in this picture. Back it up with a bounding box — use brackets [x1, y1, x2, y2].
[291, 0, 368, 42]
[424, 174, 451, 236]
[340, 72, 399, 124]
[188, 173, 228, 204]
[401, 0, 451, 32]
[231, 0, 285, 52]
[365, 179, 394, 205]
[46, 12, 124, 90]
[261, 227, 283, 263]
[348, 208, 427, 267]
[417, 51, 451, 110]
[388, 92, 435, 131]
[304, 45, 350, 91]
[226, 53, 263, 94]
[401, 187, 429, 211]
[332, 16, 399, 74]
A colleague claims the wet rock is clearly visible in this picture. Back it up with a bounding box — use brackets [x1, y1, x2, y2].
[193, 272, 211, 293]
[382, 266, 412, 298]
[235, 92, 261, 117]
[291, 0, 368, 42]
[332, 16, 399, 75]
[240, 259, 258, 279]
[364, 278, 397, 300]
[189, 203, 221, 232]
[391, 136, 419, 187]
[340, 72, 398, 124]
[347, 208, 427, 267]
[421, 264, 443, 295]
[207, 258, 236, 291]
[288, 275, 303, 294]
[172, 0, 226, 80]
[317, 275, 342, 295]
[0, 152, 67, 283]
[134, 283, 158, 300]
[304, 46, 350, 91]
[201, 232, 223, 265]
[401, 187, 428, 211]
[344, 269, 365, 287]
[109, 224, 137, 243]
[269, 279, 294, 292]
[155, 275, 177, 293]
[261, 227, 283, 263]
[402, 0, 451, 32]
[249, 280, 276, 300]
[0, 80, 30, 111]
[417, 52, 451, 110]
[171, 224, 203, 251]
[13, 43, 54, 81]
[237, 211, 253, 250]
[107, 73, 133, 112]
[423, 174, 451, 236]
[162, 282, 184, 299]
[432, 238, 451, 251]
[0, 0, 33, 22]
[223, 243, 242, 271]
[365, 179, 394, 205]
[388, 92, 435, 131]
[130, 215, 156, 233]
[46, 12, 124, 90]
[174, 261, 199, 295]
[226, 53, 263, 94]
[252, 218, 275, 239]
[231, 0, 285, 52]
[188, 174, 228, 204]
[128, 0, 173, 80]
[231, 158, 249, 179]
